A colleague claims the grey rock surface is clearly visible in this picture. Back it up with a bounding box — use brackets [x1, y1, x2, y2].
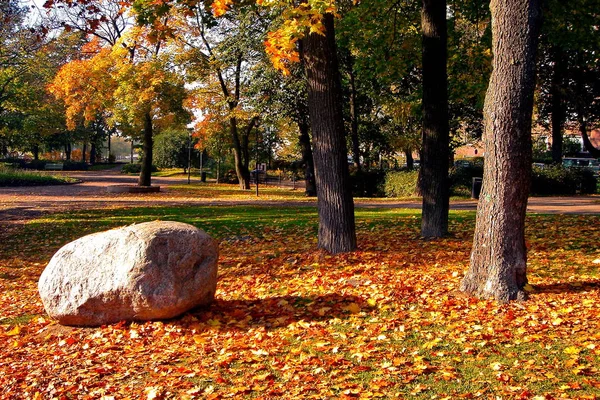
[38, 221, 218, 326]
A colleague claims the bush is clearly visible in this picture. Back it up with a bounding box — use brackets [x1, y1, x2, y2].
[62, 161, 88, 171]
[0, 158, 26, 169]
[350, 170, 386, 197]
[0, 165, 77, 186]
[384, 170, 419, 197]
[23, 160, 47, 170]
[218, 169, 239, 184]
[121, 163, 158, 174]
[449, 158, 484, 196]
[531, 165, 597, 195]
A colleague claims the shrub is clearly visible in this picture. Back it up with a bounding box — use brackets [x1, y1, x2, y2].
[0, 165, 77, 186]
[449, 158, 484, 196]
[23, 160, 47, 170]
[350, 169, 386, 197]
[121, 163, 158, 174]
[531, 165, 597, 195]
[218, 169, 239, 184]
[0, 158, 26, 169]
[62, 161, 88, 171]
[384, 170, 419, 197]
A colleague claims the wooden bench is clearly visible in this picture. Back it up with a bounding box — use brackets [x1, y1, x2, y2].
[45, 163, 64, 171]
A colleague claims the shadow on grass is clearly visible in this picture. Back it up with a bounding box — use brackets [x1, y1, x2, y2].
[185, 293, 368, 332]
[532, 280, 600, 294]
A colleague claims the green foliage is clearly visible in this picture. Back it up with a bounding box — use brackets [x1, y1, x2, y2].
[350, 169, 386, 197]
[449, 158, 484, 196]
[218, 169, 240, 184]
[62, 161, 89, 171]
[531, 165, 597, 195]
[0, 164, 77, 186]
[384, 170, 419, 198]
[121, 163, 158, 174]
[154, 128, 195, 169]
[22, 160, 47, 170]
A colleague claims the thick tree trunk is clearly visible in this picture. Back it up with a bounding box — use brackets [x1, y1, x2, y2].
[138, 112, 153, 187]
[303, 13, 357, 254]
[550, 47, 566, 164]
[460, 0, 541, 302]
[420, 0, 450, 238]
[298, 120, 317, 197]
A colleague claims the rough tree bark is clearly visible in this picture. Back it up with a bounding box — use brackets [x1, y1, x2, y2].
[138, 111, 153, 187]
[303, 13, 356, 254]
[460, 0, 542, 302]
[420, 0, 450, 238]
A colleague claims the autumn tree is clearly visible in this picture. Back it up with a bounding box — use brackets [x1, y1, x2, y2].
[536, 0, 600, 160]
[420, 0, 449, 238]
[247, 52, 317, 196]
[137, 0, 268, 189]
[51, 27, 190, 185]
[460, 0, 542, 301]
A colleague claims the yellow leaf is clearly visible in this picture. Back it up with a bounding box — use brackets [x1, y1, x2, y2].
[367, 298, 377, 307]
[6, 326, 20, 336]
[523, 284, 535, 292]
[564, 346, 581, 355]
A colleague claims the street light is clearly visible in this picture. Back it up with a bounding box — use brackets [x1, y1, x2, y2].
[187, 130, 192, 184]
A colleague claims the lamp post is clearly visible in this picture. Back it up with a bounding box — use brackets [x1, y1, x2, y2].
[187, 130, 192, 184]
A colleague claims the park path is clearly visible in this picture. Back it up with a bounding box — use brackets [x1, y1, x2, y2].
[1, 168, 599, 225]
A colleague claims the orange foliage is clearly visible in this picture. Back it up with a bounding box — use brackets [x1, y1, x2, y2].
[1, 213, 600, 397]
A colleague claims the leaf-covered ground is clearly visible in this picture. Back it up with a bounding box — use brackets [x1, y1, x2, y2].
[1, 206, 599, 399]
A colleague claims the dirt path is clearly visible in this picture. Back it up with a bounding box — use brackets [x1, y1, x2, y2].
[1, 169, 599, 226]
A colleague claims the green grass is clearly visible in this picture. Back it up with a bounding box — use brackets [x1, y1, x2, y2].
[0, 165, 78, 187]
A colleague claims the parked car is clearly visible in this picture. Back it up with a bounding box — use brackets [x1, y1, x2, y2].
[562, 157, 600, 174]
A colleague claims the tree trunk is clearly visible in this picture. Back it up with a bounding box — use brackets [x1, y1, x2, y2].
[579, 119, 600, 158]
[460, 0, 542, 302]
[420, 0, 450, 238]
[405, 148, 414, 170]
[229, 117, 251, 190]
[349, 67, 361, 172]
[573, 63, 600, 158]
[298, 120, 317, 197]
[82, 142, 87, 163]
[550, 46, 566, 164]
[64, 143, 71, 161]
[138, 112, 153, 187]
[90, 142, 97, 165]
[303, 13, 356, 254]
[107, 131, 112, 160]
[33, 144, 39, 161]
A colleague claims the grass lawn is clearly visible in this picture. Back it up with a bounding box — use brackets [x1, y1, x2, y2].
[1, 205, 599, 398]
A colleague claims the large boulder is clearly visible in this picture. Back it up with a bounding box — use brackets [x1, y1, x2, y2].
[38, 221, 218, 326]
